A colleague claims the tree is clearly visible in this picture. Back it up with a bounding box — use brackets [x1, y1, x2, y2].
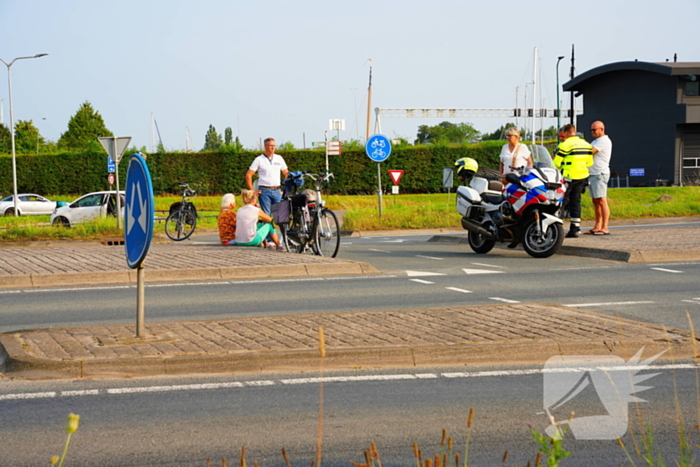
[58, 101, 113, 150]
[203, 124, 223, 150]
[14, 120, 44, 154]
[224, 127, 233, 146]
[0, 123, 11, 154]
[415, 121, 480, 145]
[277, 141, 296, 151]
[481, 123, 518, 141]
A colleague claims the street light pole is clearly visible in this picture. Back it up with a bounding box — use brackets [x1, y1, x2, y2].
[0, 53, 48, 216]
[556, 55, 565, 130]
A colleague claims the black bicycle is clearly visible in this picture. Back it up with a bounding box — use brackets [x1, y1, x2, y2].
[165, 183, 197, 241]
[276, 172, 340, 257]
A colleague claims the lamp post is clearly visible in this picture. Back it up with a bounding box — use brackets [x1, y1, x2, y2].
[0, 53, 48, 216]
[556, 55, 565, 130]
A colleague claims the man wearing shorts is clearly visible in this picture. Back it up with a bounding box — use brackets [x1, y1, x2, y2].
[588, 121, 612, 235]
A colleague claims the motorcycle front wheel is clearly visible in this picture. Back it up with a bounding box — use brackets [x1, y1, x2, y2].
[521, 218, 564, 258]
[467, 230, 496, 254]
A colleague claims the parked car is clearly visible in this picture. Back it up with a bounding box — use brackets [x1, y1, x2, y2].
[0, 194, 63, 216]
[51, 191, 125, 227]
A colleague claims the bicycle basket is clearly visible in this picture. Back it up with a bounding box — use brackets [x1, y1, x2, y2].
[271, 199, 291, 224]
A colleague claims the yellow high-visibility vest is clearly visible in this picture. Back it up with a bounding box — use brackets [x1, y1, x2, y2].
[553, 136, 593, 180]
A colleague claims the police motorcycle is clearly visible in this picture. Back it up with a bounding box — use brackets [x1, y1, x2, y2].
[455, 145, 566, 258]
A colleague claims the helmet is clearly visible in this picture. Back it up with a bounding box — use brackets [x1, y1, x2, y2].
[454, 157, 478, 181]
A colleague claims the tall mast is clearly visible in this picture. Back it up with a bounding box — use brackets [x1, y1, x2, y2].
[365, 60, 372, 140]
[532, 47, 537, 146]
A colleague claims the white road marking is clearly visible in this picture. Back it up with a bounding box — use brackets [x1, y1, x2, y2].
[489, 297, 520, 304]
[564, 301, 655, 307]
[3, 364, 697, 403]
[0, 290, 21, 294]
[463, 268, 504, 275]
[61, 390, 99, 397]
[410, 279, 434, 284]
[406, 270, 446, 277]
[415, 255, 444, 260]
[472, 263, 505, 268]
[446, 287, 472, 294]
[681, 300, 700, 305]
[107, 382, 245, 394]
[369, 249, 391, 253]
[651, 267, 684, 274]
[0, 392, 56, 401]
[25, 286, 133, 293]
[380, 239, 405, 243]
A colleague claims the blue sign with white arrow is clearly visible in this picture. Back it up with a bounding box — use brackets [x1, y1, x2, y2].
[124, 153, 154, 269]
[365, 134, 392, 162]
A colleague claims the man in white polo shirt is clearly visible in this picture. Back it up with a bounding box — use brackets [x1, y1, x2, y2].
[587, 121, 612, 235]
[245, 137, 289, 215]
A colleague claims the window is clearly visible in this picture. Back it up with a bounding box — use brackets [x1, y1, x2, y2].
[685, 81, 699, 97]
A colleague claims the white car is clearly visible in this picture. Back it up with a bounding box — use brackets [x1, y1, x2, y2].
[51, 191, 125, 227]
[0, 193, 60, 216]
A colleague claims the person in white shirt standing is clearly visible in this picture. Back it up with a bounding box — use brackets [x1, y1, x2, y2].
[498, 127, 532, 183]
[587, 121, 613, 235]
[245, 137, 289, 215]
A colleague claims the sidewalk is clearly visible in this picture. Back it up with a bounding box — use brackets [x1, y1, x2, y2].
[1, 217, 699, 380]
[1, 304, 694, 379]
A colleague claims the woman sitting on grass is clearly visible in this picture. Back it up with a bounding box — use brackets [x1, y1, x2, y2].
[235, 189, 286, 251]
[218, 193, 237, 245]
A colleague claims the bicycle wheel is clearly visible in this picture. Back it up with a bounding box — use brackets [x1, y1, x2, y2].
[312, 208, 340, 257]
[280, 211, 304, 253]
[165, 209, 196, 241]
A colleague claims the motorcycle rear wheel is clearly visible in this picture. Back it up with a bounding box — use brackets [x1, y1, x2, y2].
[468, 230, 496, 254]
[521, 218, 564, 258]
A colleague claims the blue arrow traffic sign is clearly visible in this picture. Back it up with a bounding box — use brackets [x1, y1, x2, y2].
[365, 134, 392, 162]
[124, 153, 155, 269]
[107, 156, 116, 173]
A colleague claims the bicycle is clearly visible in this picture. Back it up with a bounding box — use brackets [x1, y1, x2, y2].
[276, 172, 340, 257]
[165, 183, 198, 241]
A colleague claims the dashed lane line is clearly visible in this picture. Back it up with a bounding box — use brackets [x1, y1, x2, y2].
[445, 287, 472, 294]
[415, 255, 444, 260]
[410, 279, 434, 284]
[471, 263, 506, 268]
[489, 297, 521, 304]
[3, 365, 695, 403]
[651, 267, 684, 273]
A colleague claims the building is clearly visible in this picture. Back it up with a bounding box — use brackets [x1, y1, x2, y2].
[563, 61, 700, 186]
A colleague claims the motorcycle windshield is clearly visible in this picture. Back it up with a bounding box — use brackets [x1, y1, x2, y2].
[527, 144, 557, 170]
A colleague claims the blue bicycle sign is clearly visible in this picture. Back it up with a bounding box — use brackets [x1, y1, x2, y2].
[365, 134, 392, 162]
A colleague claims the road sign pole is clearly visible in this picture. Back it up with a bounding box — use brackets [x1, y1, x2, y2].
[136, 264, 145, 337]
[324, 131, 329, 174]
[377, 162, 383, 217]
[113, 138, 123, 229]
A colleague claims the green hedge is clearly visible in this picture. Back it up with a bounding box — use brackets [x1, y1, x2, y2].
[0, 142, 503, 196]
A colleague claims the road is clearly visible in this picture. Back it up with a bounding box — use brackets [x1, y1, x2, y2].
[1, 363, 697, 466]
[1, 233, 699, 333]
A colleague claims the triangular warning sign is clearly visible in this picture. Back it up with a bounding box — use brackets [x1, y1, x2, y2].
[388, 170, 404, 185]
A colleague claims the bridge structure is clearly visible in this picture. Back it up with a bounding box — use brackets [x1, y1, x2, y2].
[373, 107, 581, 135]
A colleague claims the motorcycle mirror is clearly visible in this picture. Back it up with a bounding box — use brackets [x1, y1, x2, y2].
[505, 173, 522, 186]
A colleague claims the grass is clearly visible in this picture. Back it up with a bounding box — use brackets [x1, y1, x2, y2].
[0, 186, 698, 241]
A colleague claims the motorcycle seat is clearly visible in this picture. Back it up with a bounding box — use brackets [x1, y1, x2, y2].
[480, 191, 503, 205]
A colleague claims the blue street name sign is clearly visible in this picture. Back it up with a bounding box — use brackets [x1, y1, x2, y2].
[124, 153, 155, 269]
[365, 134, 392, 162]
[630, 168, 645, 177]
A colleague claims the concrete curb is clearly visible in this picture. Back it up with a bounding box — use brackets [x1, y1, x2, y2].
[0, 262, 380, 289]
[1, 334, 694, 380]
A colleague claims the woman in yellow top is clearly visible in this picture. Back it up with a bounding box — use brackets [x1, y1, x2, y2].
[218, 193, 238, 245]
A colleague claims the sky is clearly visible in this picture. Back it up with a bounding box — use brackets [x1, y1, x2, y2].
[1, 0, 699, 153]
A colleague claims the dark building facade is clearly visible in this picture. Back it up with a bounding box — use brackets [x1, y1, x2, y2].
[563, 61, 700, 186]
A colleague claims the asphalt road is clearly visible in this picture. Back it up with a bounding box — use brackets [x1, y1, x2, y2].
[1, 233, 699, 333]
[1, 363, 697, 466]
